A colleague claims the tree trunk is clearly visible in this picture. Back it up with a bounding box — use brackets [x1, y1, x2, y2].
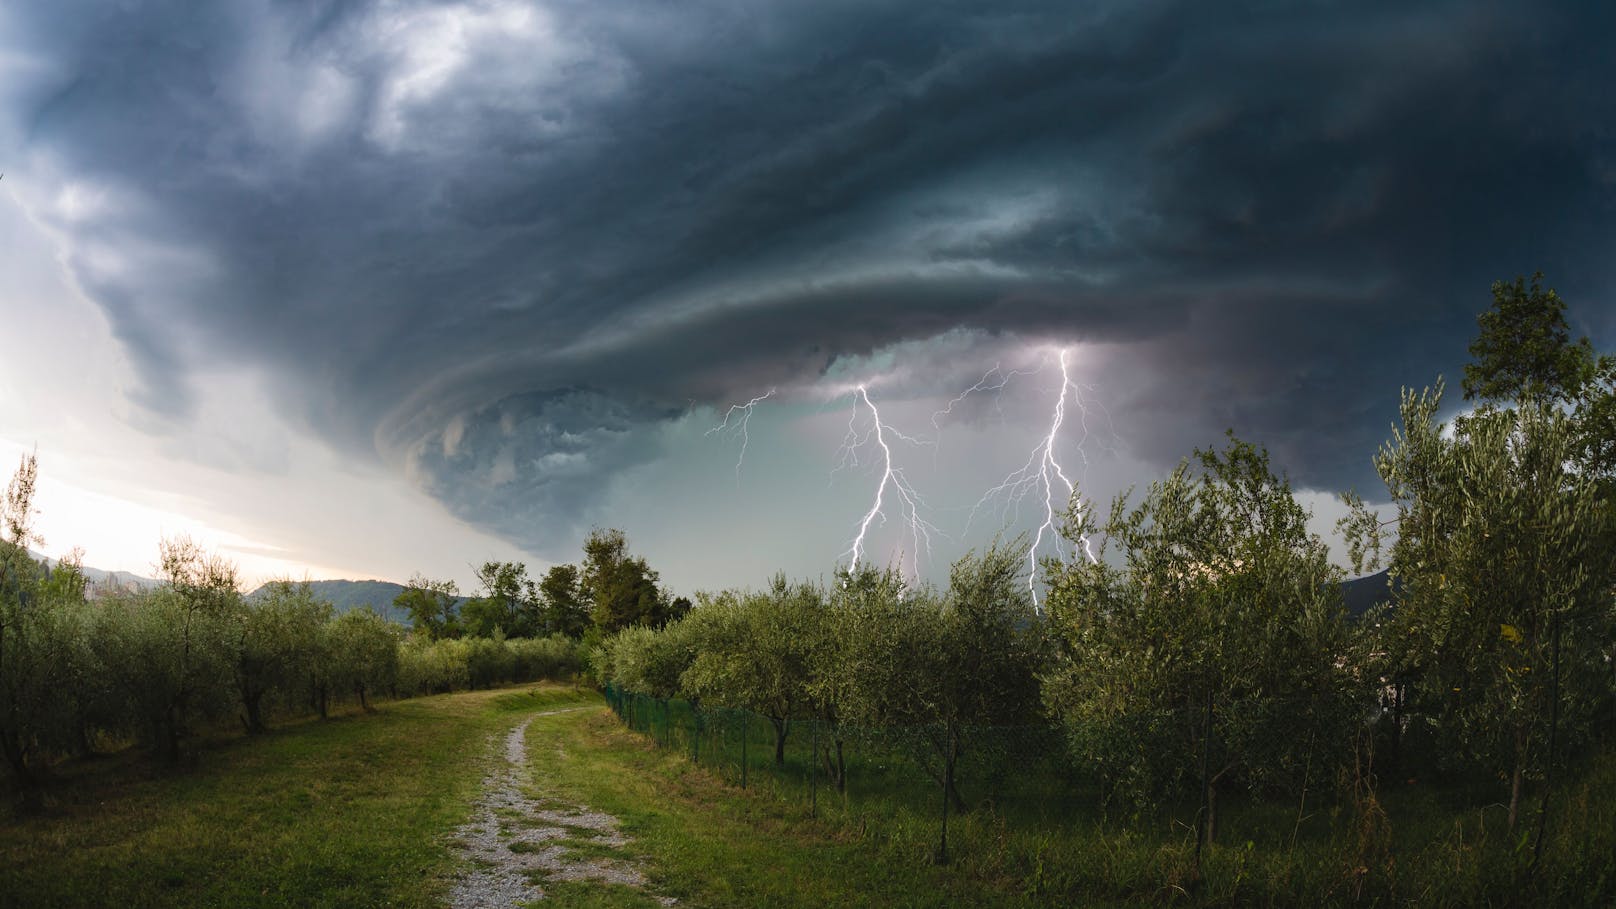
[357, 682, 371, 712]
[0, 728, 37, 796]
[316, 684, 329, 720]
[0, 583, 30, 799]
[1508, 724, 1527, 833]
[822, 738, 847, 794]
[770, 716, 789, 766]
[164, 703, 182, 764]
[1196, 687, 1216, 865]
[242, 689, 266, 734]
[1533, 609, 1563, 868]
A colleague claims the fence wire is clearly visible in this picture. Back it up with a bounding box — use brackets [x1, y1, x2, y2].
[600, 683, 1083, 861]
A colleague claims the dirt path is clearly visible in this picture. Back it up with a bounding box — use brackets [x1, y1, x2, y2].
[447, 707, 674, 908]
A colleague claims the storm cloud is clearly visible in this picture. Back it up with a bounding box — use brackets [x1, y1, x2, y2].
[3, 0, 1613, 554]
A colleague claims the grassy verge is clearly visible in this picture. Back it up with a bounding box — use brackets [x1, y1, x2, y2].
[0, 685, 594, 909]
[521, 706, 1112, 908]
[526, 705, 1616, 907]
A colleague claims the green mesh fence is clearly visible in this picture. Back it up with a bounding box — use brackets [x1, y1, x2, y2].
[600, 683, 1077, 862]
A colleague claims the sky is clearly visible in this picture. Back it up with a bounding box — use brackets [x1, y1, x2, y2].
[1, 1, 1613, 596]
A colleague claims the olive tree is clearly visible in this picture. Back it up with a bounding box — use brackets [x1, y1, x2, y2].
[1344, 384, 1615, 832]
[235, 581, 331, 732]
[323, 609, 400, 711]
[1345, 275, 1616, 836]
[1044, 437, 1355, 845]
[838, 543, 1046, 841]
[680, 578, 823, 765]
[0, 452, 55, 792]
[604, 620, 695, 699]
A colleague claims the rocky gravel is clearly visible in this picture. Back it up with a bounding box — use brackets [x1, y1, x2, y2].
[446, 707, 674, 908]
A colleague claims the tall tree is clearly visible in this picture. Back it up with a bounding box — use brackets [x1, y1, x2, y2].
[394, 574, 461, 640]
[581, 528, 672, 634]
[538, 563, 590, 638]
[463, 561, 538, 638]
[1463, 272, 1597, 406]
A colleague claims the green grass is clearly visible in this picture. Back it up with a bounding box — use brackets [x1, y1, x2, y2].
[3, 687, 1610, 908]
[521, 707, 1105, 908]
[0, 685, 594, 909]
[536, 702, 1616, 907]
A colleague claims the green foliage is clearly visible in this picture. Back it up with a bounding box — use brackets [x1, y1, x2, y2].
[325, 609, 401, 710]
[680, 578, 824, 763]
[0, 555, 87, 792]
[394, 574, 461, 641]
[1463, 272, 1597, 406]
[1044, 436, 1355, 827]
[600, 621, 696, 699]
[97, 585, 239, 762]
[582, 528, 680, 634]
[538, 563, 590, 637]
[1344, 382, 1616, 826]
[397, 637, 471, 695]
[462, 561, 539, 638]
[234, 580, 331, 732]
[509, 634, 586, 681]
[1573, 356, 1616, 484]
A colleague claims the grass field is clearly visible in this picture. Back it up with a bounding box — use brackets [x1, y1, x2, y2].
[0, 686, 594, 909]
[589, 693, 1616, 906]
[3, 687, 1612, 907]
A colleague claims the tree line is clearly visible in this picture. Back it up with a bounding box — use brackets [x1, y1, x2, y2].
[0, 500, 701, 805]
[393, 527, 690, 644]
[593, 273, 1616, 859]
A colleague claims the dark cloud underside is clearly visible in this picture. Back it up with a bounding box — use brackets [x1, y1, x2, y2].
[4, 0, 1613, 550]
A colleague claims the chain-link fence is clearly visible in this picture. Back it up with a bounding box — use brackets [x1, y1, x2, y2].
[601, 684, 1078, 861]
[598, 682, 1390, 866]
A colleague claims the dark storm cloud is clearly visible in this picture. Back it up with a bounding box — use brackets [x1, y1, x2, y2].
[4, 0, 1614, 548]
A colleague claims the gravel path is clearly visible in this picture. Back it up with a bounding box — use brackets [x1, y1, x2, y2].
[446, 707, 674, 908]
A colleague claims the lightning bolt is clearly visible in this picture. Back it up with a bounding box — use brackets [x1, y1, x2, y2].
[704, 345, 1116, 600]
[930, 362, 1041, 432]
[965, 348, 1101, 609]
[837, 385, 941, 579]
[706, 389, 775, 481]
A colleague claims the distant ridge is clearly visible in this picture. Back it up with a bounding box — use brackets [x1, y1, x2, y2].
[1342, 569, 1395, 619]
[25, 550, 435, 622]
[247, 579, 415, 624]
[245, 579, 472, 625]
[28, 550, 160, 596]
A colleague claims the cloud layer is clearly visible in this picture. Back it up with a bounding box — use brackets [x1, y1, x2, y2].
[4, 0, 1613, 556]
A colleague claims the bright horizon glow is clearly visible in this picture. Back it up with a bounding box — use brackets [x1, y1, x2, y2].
[0, 437, 379, 588]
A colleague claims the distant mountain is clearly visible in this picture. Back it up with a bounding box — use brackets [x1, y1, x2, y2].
[247, 579, 416, 623]
[28, 549, 160, 597]
[25, 551, 433, 623]
[1342, 569, 1395, 619]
